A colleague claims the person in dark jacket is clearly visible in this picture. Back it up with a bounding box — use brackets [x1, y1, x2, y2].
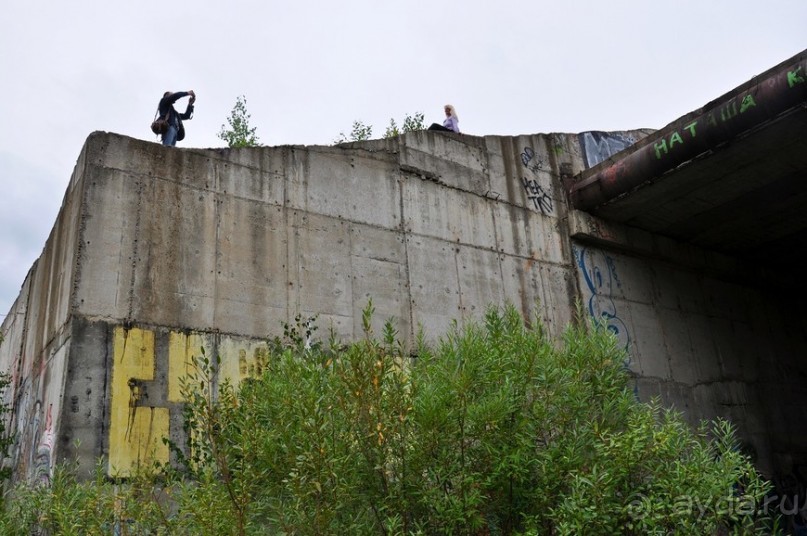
[158, 90, 196, 146]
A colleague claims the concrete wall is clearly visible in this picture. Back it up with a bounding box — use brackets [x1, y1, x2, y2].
[0, 144, 88, 483]
[570, 209, 807, 478]
[2, 127, 805, 484]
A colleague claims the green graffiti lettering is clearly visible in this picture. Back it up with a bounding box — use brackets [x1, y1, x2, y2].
[684, 121, 697, 138]
[707, 113, 718, 127]
[654, 138, 668, 159]
[720, 101, 738, 122]
[669, 131, 684, 148]
[788, 66, 804, 88]
[740, 94, 757, 113]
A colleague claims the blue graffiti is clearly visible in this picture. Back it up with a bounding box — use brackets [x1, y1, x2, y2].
[575, 247, 631, 355]
[578, 131, 636, 168]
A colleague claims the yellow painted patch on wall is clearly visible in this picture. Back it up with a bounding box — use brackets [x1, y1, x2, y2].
[218, 337, 270, 386]
[168, 331, 205, 402]
[108, 327, 168, 476]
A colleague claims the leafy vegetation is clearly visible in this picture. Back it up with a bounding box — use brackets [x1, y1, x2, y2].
[218, 95, 260, 148]
[0, 333, 13, 486]
[383, 112, 425, 139]
[334, 119, 374, 143]
[0, 305, 773, 534]
[335, 112, 425, 143]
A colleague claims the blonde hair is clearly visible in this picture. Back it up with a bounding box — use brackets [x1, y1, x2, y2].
[444, 104, 458, 119]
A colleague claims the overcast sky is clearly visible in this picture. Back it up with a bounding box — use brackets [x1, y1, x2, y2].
[1, 0, 805, 317]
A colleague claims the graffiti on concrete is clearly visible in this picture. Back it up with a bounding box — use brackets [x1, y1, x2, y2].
[168, 330, 205, 403]
[520, 147, 554, 216]
[789, 65, 805, 87]
[521, 178, 553, 215]
[651, 121, 698, 160]
[34, 404, 53, 485]
[574, 246, 631, 355]
[520, 146, 545, 173]
[106, 326, 270, 477]
[648, 82, 807, 160]
[22, 394, 40, 479]
[109, 326, 169, 476]
[238, 346, 269, 380]
[9, 367, 55, 484]
[579, 131, 637, 168]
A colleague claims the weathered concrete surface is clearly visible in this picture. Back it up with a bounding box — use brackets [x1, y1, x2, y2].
[571, 49, 807, 277]
[2, 129, 619, 479]
[571, 224, 807, 476]
[1, 124, 805, 485]
[68, 130, 603, 345]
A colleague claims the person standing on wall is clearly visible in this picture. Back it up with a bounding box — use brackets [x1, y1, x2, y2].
[158, 90, 196, 146]
[428, 104, 460, 133]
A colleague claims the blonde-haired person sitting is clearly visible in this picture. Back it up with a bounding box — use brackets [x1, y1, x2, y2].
[428, 104, 460, 133]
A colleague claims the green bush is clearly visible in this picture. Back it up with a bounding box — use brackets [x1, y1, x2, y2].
[0, 305, 772, 534]
[218, 95, 260, 148]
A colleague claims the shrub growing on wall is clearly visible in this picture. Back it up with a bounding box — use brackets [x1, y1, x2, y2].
[0, 305, 772, 535]
[0, 334, 14, 486]
[218, 95, 260, 148]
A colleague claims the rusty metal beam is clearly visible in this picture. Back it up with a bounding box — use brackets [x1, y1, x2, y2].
[570, 49, 807, 211]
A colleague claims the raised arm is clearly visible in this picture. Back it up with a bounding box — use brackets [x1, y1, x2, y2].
[164, 91, 192, 105]
[179, 102, 194, 120]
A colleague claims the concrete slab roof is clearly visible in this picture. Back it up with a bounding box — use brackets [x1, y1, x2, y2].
[570, 49, 807, 274]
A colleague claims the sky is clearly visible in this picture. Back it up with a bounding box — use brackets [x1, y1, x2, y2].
[1, 0, 805, 317]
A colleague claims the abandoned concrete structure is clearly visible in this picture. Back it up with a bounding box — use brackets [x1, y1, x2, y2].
[1, 49, 806, 488]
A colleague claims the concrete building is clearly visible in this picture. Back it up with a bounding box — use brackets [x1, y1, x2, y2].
[2, 49, 806, 488]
